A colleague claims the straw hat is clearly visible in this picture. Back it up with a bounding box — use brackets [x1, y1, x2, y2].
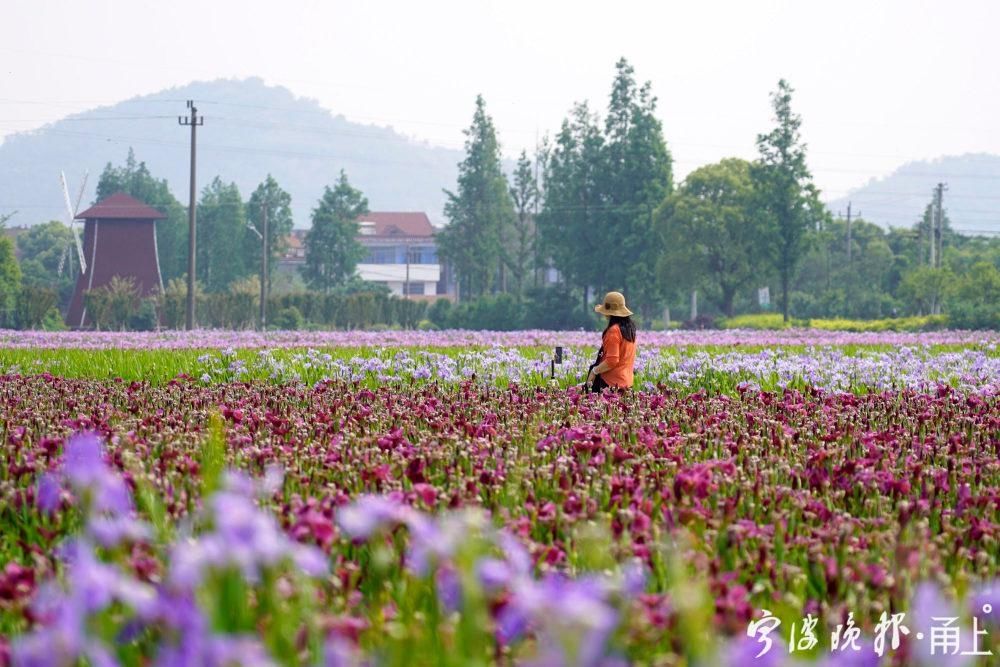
[594, 291, 633, 317]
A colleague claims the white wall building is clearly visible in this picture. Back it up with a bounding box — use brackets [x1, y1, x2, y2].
[278, 212, 454, 299]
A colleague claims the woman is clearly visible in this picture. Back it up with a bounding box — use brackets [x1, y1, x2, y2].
[586, 291, 637, 392]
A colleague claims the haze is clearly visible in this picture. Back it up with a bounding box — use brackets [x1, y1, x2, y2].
[2, 0, 998, 200]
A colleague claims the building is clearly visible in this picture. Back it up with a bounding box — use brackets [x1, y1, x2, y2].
[278, 212, 454, 299]
[65, 192, 166, 328]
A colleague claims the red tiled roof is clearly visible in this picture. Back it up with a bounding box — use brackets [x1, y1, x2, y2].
[357, 212, 434, 238]
[278, 213, 435, 262]
[286, 229, 307, 250]
[76, 192, 166, 220]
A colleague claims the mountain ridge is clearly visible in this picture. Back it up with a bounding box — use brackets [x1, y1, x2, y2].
[0, 78, 462, 227]
[825, 153, 1000, 234]
[3, 78, 998, 236]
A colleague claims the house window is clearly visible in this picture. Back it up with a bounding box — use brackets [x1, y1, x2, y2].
[406, 246, 437, 264]
[403, 282, 425, 296]
[366, 247, 396, 264]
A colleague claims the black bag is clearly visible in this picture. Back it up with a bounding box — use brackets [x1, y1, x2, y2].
[584, 347, 608, 393]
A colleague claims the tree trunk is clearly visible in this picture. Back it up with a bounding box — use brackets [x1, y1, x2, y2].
[722, 285, 736, 318]
[781, 270, 790, 322]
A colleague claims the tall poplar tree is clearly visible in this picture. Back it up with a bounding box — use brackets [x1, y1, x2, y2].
[536, 103, 607, 310]
[244, 175, 294, 288]
[508, 150, 539, 298]
[437, 96, 515, 300]
[537, 59, 672, 315]
[601, 58, 673, 314]
[196, 177, 248, 292]
[752, 79, 826, 321]
[301, 171, 368, 293]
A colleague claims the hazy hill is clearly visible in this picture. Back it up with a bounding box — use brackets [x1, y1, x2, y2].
[826, 154, 1000, 235]
[0, 78, 461, 227]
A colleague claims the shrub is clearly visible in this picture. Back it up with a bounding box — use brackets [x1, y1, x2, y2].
[522, 286, 592, 330]
[681, 314, 719, 330]
[944, 303, 998, 330]
[12, 285, 57, 330]
[128, 298, 160, 331]
[428, 298, 453, 328]
[809, 315, 948, 332]
[273, 305, 305, 330]
[42, 307, 67, 331]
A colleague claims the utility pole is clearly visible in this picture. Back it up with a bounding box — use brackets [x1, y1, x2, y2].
[259, 201, 268, 330]
[845, 201, 854, 267]
[934, 182, 947, 269]
[404, 241, 411, 300]
[179, 101, 203, 330]
[928, 189, 936, 269]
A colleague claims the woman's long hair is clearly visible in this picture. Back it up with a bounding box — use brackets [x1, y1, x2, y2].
[603, 315, 637, 342]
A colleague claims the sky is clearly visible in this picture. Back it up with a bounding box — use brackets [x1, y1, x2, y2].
[2, 0, 999, 201]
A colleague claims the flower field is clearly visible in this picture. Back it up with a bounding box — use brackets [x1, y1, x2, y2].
[0, 330, 998, 665]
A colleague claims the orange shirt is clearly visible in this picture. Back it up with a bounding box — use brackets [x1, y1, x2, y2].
[599, 324, 636, 389]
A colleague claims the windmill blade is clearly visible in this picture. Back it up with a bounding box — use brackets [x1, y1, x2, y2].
[60, 171, 76, 222]
[70, 220, 87, 274]
[57, 243, 67, 276]
[60, 171, 87, 274]
[73, 171, 89, 216]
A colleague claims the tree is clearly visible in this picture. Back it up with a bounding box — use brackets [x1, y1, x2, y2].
[508, 151, 539, 299]
[437, 95, 515, 300]
[601, 58, 673, 315]
[0, 232, 21, 323]
[537, 59, 672, 317]
[301, 171, 368, 293]
[899, 266, 955, 316]
[536, 102, 607, 311]
[950, 260, 1000, 328]
[95, 148, 187, 283]
[15, 220, 76, 310]
[197, 177, 249, 292]
[656, 159, 759, 317]
[752, 80, 826, 322]
[244, 175, 294, 289]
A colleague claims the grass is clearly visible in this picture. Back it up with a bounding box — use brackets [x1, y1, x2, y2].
[0, 342, 993, 388]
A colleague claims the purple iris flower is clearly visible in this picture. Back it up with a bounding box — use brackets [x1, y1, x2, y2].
[725, 634, 787, 666]
[499, 573, 620, 666]
[336, 495, 408, 540]
[498, 531, 532, 577]
[970, 580, 999, 625]
[62, 432, 105, 487]
[13, 540, 154, 667]
[319, 637, 366, 667]
[36, 473, 61, 514]
[204, 636, 277, 667]
[59, 432, 132, 516]
[476, 557, 512, 592]
[87, 515, 152, 549]
[435, 566, 462, 613]
[167, 475, 327, 589]
[620, 559, 647, 597]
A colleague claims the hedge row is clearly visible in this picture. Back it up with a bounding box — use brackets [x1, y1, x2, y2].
[160, 290, 428, 330]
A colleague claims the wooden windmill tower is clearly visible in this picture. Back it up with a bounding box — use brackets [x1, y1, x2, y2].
[65, 191, 167, 328]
